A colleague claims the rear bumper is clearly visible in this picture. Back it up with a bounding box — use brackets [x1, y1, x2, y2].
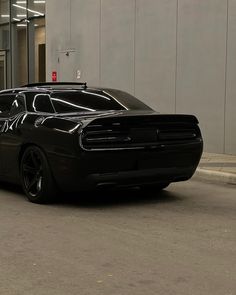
[49, 140, 203, 191]
[82, 167, 195, 189]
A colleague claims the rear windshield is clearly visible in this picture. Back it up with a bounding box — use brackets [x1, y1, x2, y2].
[50, 89, 151, 113]
[105, 89, 152, 111]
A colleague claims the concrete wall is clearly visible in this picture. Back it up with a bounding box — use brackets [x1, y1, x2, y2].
[46, 0, 236, 155]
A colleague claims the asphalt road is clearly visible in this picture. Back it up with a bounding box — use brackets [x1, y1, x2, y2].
[0, 179, 235, 295]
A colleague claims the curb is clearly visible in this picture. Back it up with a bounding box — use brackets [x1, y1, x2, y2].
[194, 168, 236, 185]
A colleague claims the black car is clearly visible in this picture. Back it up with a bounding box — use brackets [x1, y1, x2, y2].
[0, 82, 203, 203]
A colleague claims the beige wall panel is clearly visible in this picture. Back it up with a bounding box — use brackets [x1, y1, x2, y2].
[225, 0, 236, 154]
[100, 0, 135, 93]
[46, 0, 70, 81]
[176, 0, 227, 153]
[70, 0, 100, 86]
[135, 0, 177, 113]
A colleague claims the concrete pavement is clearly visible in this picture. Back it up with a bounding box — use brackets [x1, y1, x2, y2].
[0, 180, 235, 295]
[195, 152, 236, 185]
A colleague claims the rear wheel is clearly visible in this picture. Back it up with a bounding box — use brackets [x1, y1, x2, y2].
[20, 146, 57, 204]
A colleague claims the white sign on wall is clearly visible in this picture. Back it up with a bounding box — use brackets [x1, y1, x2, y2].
[76, 70, 81, 80]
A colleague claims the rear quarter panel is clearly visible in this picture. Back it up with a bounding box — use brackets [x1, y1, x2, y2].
[0, 114, 81, 183]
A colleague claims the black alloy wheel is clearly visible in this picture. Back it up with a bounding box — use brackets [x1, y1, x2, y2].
[20, 146, 56, 203]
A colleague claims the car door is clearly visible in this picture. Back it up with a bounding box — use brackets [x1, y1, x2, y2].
[0, 93, 17, 177]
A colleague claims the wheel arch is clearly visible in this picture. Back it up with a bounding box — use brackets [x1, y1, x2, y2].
[18, 143, 47, 168]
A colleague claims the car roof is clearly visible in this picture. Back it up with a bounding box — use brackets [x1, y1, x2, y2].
[0, 82, 127, 99]
[0, 82, 110, 94]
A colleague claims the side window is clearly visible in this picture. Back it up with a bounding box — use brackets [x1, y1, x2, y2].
[9, 95, 26, 116]
[32, 94, 55, 113]
[0, 94, 16, 117]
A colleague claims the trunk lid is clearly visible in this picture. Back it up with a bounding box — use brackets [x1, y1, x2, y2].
[79, 111, 202, 151]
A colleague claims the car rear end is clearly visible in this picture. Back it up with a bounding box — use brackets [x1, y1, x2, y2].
[63, 112, 203, 190]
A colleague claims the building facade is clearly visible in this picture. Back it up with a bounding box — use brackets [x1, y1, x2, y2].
[1, 0, 236, 155]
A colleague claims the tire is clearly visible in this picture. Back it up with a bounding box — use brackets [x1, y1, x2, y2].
[20, 146, 57, 204]
[140, 182, 170, 192]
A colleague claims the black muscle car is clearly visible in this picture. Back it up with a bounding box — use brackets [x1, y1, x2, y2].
[0, 82, 203, 203]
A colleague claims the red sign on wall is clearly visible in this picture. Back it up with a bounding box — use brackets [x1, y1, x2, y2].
[52, 71, 57, 82]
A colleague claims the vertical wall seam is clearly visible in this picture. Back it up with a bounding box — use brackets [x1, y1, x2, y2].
[26, 0, 29, 83]
[134, 0, 136, 95]
[69, 0, 71, 47]
[224, 0, 229, 153]
[99, 0, 102, 86]
[174, 0, 179, 114]
[9, 0, 13, 87]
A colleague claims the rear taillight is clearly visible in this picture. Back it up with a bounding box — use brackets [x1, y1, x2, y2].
[80, 115, 201, 151]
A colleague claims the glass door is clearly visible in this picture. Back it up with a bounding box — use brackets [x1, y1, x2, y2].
[10, 0, 46, 86]
[28, 17, 46, 83]
[11, 0, 28, 87]
[0, 51, 6, 90]
[0, 0, 46, 87]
